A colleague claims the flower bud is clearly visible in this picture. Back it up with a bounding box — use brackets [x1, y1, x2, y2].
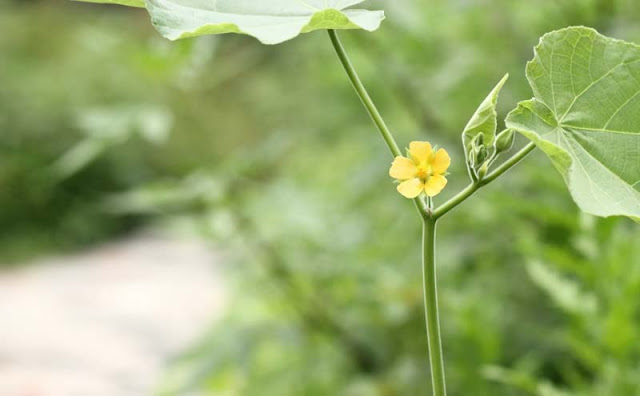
[475, 145, 487, 164]
[473, 133, 484, 147]
[477, 162, 489, 179]
[495, 129, 515, 153]
[468, 147, 476, 163]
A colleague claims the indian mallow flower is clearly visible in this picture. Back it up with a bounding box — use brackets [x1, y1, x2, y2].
[389, 141, 451, 198]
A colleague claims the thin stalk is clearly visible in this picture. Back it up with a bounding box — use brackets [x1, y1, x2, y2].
[483, 141, 537, 184]
[423, 218, 446, 396]
[433, 142, 536, 219]
[328, 29, 429, 219]
[328, 29, 401, 156]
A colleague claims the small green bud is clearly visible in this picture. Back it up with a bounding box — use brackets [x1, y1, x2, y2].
[495, 129, 515, 153]
[477, 162, 489, 179]
[475, 145, 487, 164]
[473, 133, 484, 147]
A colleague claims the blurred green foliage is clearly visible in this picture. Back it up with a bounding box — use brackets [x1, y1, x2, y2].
[2, 0, 640, 395]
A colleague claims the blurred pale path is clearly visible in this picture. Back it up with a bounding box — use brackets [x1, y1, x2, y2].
[0, 235, 226, 396]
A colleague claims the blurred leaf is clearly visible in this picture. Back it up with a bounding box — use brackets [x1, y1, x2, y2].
[52, 140, 108, 180]
[537, 382, 576, 396]
[104, 172, 226, 214]
[75, 105, 172, 142]
[506, 27, 640, 221]
[52, 106, 172, 180]
[526, 260, 598, 316]
[482, 364, 539, 393]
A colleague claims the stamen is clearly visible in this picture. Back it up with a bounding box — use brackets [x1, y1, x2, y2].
[417, 168, 430, 180]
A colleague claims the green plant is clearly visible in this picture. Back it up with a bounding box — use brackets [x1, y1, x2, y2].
[70, 1, 640, 394]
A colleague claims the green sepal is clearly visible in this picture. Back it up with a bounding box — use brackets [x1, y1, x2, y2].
[495, 129, 515, 153]
[463, 74, 509, 155]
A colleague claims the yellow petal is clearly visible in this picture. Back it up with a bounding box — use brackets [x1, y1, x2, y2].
[397, 178, 424, 199]
[431, 148, 451, 175]
[409, 141, 433, 164]
[424, 175, 448, 197]
[389, 156, 417, 180]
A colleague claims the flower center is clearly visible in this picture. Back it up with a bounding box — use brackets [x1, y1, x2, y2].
[416, 167, 431, 181]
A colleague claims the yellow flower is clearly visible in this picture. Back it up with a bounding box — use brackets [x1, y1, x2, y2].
[389, 141, 451, 199]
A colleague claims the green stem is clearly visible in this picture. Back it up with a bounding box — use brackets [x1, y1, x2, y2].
[328, 29, 401, 156]
[328, 29, 429, 219]
[483, 142, 537, 184]
[328, 28, 536, 396]
[423, 218, 446, 396]
[433, 142, 536, 219]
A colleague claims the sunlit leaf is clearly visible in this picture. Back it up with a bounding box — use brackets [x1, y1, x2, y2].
[73, 0, 145, 7]
[72, 0, 385, 45]
[506, 27, 640, 220]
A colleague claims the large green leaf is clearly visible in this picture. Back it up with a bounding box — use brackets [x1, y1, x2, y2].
[73, 0, 384, 45]
[506, 27, 640, 220]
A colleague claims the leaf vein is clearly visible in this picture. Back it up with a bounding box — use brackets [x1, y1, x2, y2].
[559, 58, 640, 121]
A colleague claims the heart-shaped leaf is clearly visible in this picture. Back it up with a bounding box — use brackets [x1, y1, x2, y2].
[506, 27, 640, 221]
[73, 0, 385, 45]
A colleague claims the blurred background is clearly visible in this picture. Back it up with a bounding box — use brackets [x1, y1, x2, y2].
[1, 0, 640, 395]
